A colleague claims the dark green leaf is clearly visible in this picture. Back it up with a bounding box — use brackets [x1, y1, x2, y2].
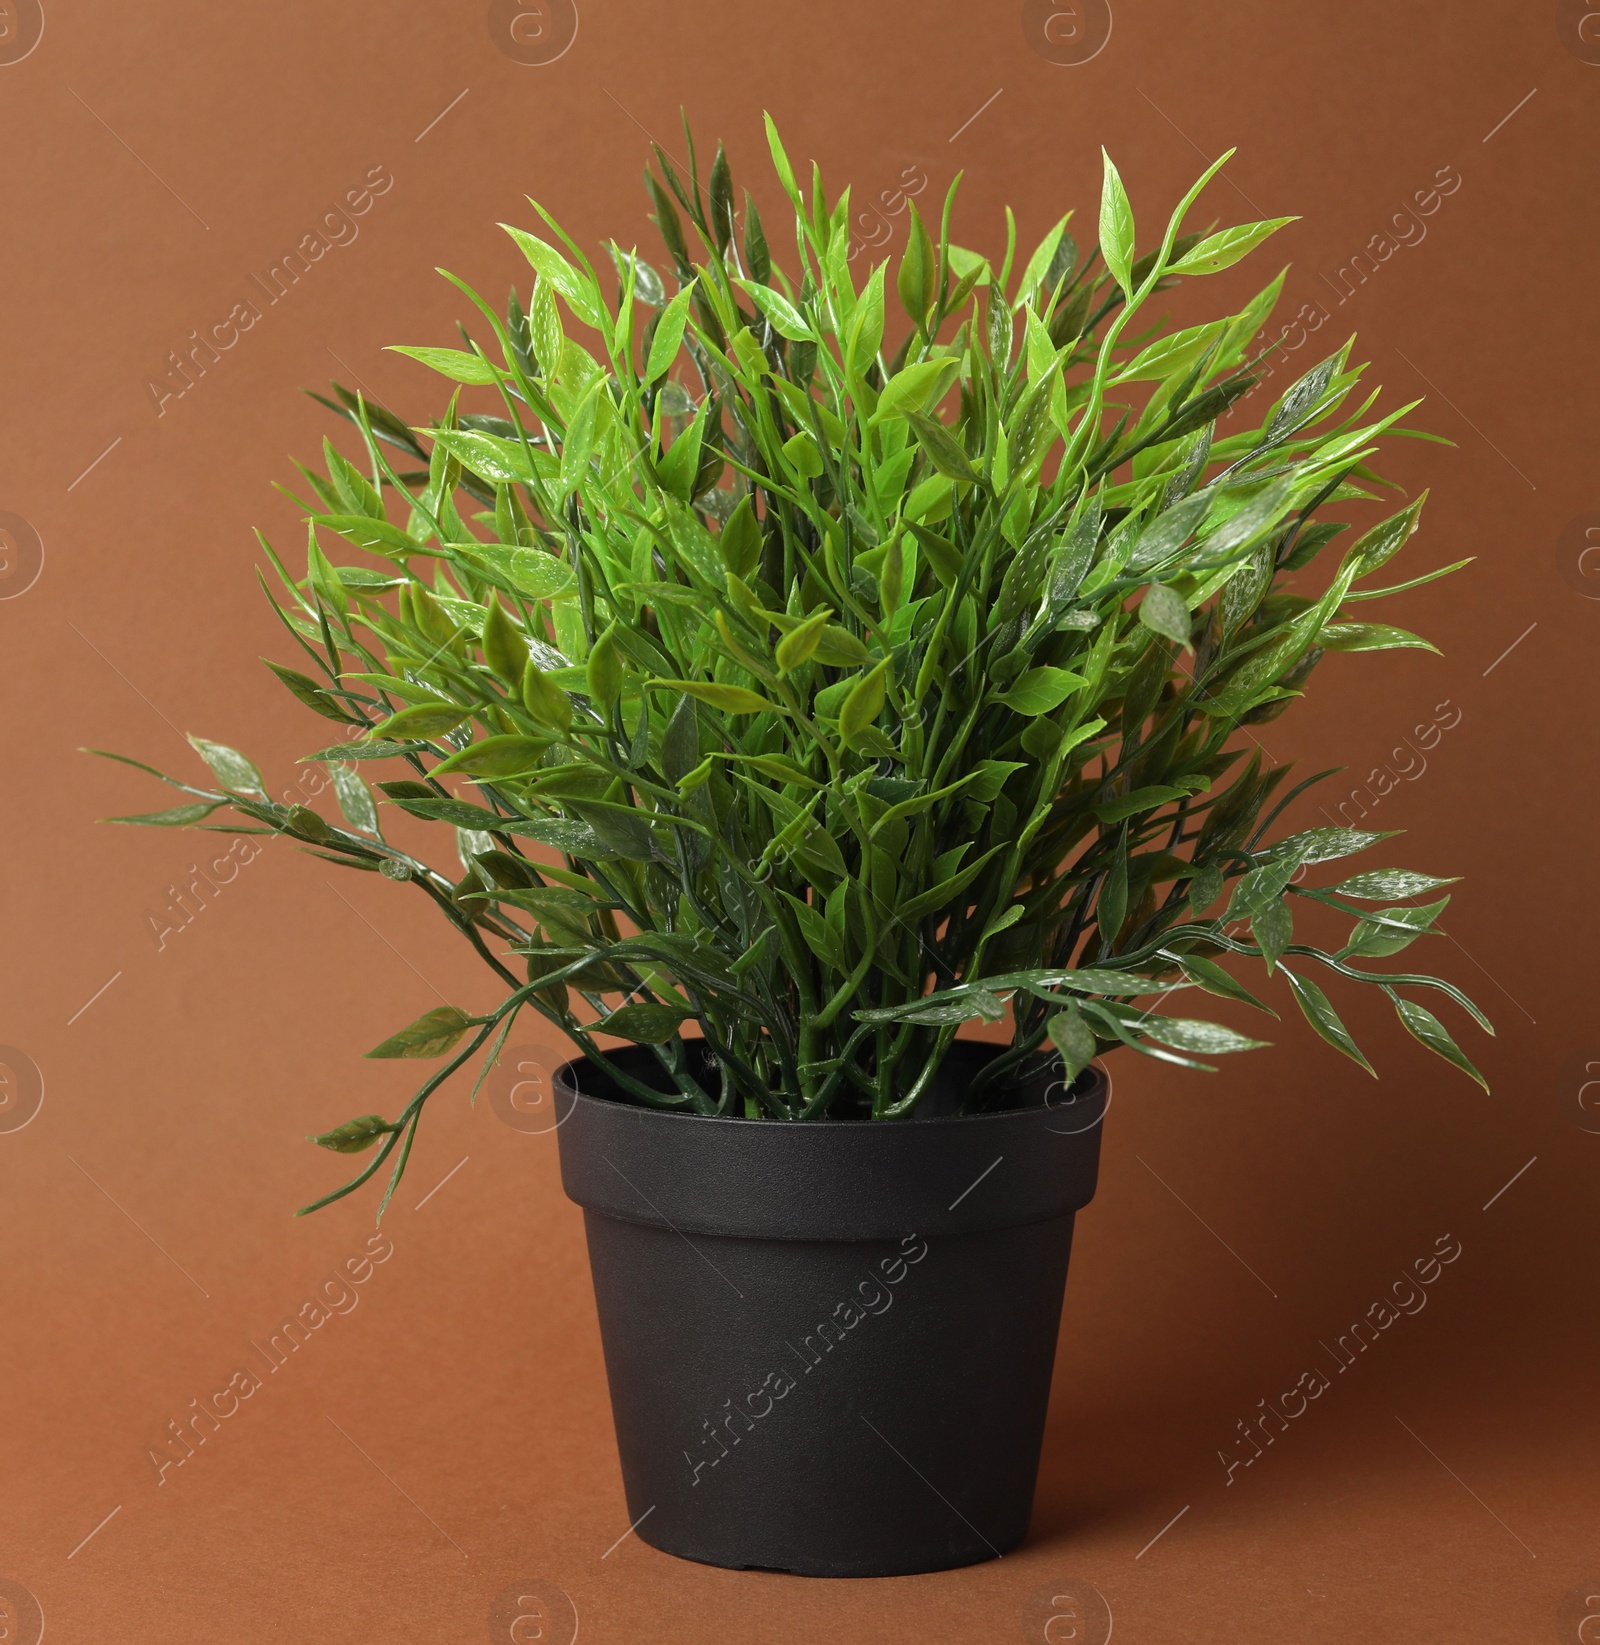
[589, 1001, 690, 1044]
[1281, 968, 1374, 1075]
[1393, 997, 1488, 1091]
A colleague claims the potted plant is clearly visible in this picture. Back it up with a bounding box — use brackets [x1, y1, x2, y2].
[97, 119, 1490, 1577]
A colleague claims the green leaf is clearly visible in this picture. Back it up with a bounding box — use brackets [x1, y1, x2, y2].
[1330, 870, 1458, 900]
[994, 666, 1086, 716]
[1098, 150, 1136, 297]
[463, 545, 577, 600]
[432, 735, 550, 778]
[896, 199, 936, 326]
[1138, 583, 1191, 646]
[646, 281, 697, 382]
[265, 661, 350, 723]
[559, 377, 603, 495]
[521, 664, 573, 733]
[330, 764, 380, 835]
[1281, 968, 1374, 1075]
[781, 431, 823, 479]
[608, 242, 666, 307]
[1098, 833, 1129, 940]
[1017, 213, 1073, 309]
[860, 990, 1006, 1027]
[874, 358, 959, 422]
[1171, 951, 1274, 1014]
[1140, 1017, 1271, 1054]
[314, 513, 418, 558]
[907, 412, 977, 483]
[386, 345, 500, 385]
[482, 594, 531, 682]
[187, 735, 266, 796]
[588, 1001, 690, 1044]
[1268, 826, 1397, 865]
[775, 608, 832, 673]
[839, 659, 890, 744]
[502, 227, 606, 330]
[653, 679, 781, 716]
[1093, 784, 1192, 824]
[1170, 218, 1297, 276]
[968, 759, 1026, 802]
[1188, 864, 1224, 915]
[1252, 897, 1292, 971]
[718, 496, 763, 580]
[1118, 322, 1227, 386]
[1318, 622, 1438, 655]
[377, 701, 473, 739]
[107, 801, 224, 827]
[1393, 997, 1488, 1091]
[982, 904, 1026, 942]
[735, 277, 813, 341]
[586, 625, 624, 710]
[1345, 493, 1426, 578]
[308, 1114, 394, 1154]
[366, 1006, 474, 1059]
[1047, 1006, 1097, 1081]
[763, 111, 800, 203]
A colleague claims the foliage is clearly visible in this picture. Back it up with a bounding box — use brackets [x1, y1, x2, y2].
[98, 119, 1490, 1215]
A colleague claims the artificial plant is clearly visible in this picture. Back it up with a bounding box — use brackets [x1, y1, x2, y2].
[99, 118, 1490, 1215]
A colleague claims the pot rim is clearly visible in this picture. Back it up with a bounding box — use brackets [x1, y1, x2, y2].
[552, 1039, 1109, 1241]
[550, 1035, 1109, 1129]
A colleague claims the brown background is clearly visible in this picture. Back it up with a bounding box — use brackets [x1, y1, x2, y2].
[2, 2, 1595, 1640]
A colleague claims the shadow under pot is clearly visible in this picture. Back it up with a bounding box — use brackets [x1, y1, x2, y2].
[554, 1039, 1107, 1578]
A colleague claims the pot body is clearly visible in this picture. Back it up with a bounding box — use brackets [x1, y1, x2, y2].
[554, 1041, 1106, 1577]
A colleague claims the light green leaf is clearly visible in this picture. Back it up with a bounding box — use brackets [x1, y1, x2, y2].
[432, 735, 550, 778]
[994, 666, 1086, 716]
[653, 679, 782, 716]
[907, 412, 977, 483]
[107, 801, 224, 827]
[840, 660, 890, 744]
[1345, 493, 1427, 577]
[1170, 217, 1298, 276]
[1139, 583, 1191, 646]
[1098, 150, 1136, 297]
[187, 735, 266, 796]
[735, 277, 813, 341]
[376, 701, 473, 739]
[1117, 321, 1227, 384]
[874, 358, 960, 422]
[386, 345, 500, 385]
[502, 227, 606, 330]
[646, 281, 697, 382]
[330, 764, 380, 835]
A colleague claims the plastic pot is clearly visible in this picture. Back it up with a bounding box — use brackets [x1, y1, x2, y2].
[554, 1039, 1107, 1578]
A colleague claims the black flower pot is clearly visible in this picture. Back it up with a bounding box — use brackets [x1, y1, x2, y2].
[554, 1040, 1107, 1578]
